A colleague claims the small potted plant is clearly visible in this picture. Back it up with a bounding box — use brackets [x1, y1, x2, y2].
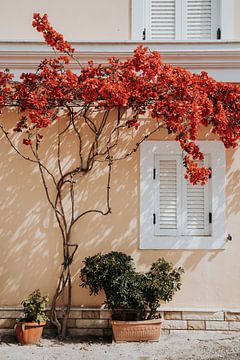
[80, 251, 184, 342]
[16, 289, 49, 345]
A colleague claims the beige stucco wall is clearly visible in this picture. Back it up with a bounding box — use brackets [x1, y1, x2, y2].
[0, 0, 130, 41]
[0, 0, 240, 42]
[0, 110, 240, 310]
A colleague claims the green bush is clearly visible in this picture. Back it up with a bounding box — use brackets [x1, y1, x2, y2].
[80, 252, 184, 320]
[19, 289, 49, 323]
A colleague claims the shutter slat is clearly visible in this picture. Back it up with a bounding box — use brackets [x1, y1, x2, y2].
[182, 159, 210, 235]
[150, 0, 175, 40]
[187, 0, 212, 39]
[155, 156, 181, 235]
[185, 159, 205, 231]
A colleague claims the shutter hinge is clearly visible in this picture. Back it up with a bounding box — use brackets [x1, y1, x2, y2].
[153, 168, 156, 180]
[217, 28, 221, 40]
[227, 234, 232, 241]
[142, 28, 146, 40]
[209, 212, 212, 224]
[153, 213, 156, 225]
[209, 167, 212, 179]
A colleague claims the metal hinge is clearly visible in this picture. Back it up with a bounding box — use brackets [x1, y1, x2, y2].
[209, 167, 212, 179]
[142, 28, 146, 40]
[217, 28, 221, 40]
[209, 212, 212, 224]
[153, 168, 156, 180]
[153, 213, 156, 225]
[227, 234, 232, 241]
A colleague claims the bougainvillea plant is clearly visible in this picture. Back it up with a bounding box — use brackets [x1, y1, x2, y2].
[0, 14, 239, 338]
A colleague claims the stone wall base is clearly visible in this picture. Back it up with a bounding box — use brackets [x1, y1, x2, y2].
[1, 308, 240, 338]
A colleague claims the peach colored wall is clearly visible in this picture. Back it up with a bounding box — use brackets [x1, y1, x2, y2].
[0, 111, 240, 310]
[0, 0, 240, 42]
[0, 0, 130, 41]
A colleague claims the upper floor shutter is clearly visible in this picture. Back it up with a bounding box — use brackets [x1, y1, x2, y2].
[145, 0, 217, 40]
[186, 0, 212, 39]
[154, 154, 181, 235]
[147, 0, 176, 40]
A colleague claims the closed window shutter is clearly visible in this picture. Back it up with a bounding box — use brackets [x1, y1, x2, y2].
[154, 155, 211, 237]
[154, 155, 181, 235]
[182, 158, 211, 235]
[148, 0, 175, 40]
[145, 0, 217, 40]
[186, 0, 212, 39]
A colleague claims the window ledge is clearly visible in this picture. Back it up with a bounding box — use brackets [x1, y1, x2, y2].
[140, 235, 227, 250]
[1, 41, 240, 81]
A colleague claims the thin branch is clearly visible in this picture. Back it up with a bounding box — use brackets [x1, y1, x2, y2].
[31, 140, 58, 212]
[71, 208, 110, 228]
[113, 120, 164, 161]
[97, 109, 126, 158]
[97, 109, 110, 136]
[70, 174, 75, 223]
[83, 108, 98, 134]
[57, 116, 72, 178]
[68, 51, 83, 70]
[30, 134, 67, 247]
[0, 125, 37, 163]
[71, 147, 112, 228]
[71, 113, 83, 166]
[105, 147, 112, 213]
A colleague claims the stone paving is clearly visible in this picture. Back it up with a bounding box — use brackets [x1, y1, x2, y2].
[0, 331, 240, 359]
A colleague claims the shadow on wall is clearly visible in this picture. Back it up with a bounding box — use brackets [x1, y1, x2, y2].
[0, 115, 62, 305]
[0, 111, 240, 307]
[0, 152, 61, 305]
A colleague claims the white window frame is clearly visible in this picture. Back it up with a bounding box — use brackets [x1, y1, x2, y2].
[132, 0, 234, 41]
[140, 141, 226, 249]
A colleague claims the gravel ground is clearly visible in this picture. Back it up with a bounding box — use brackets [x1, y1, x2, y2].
[0, 332, 240, 360]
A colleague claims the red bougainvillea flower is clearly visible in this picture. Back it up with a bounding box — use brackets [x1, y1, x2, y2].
[183, 155, 211, 185]
[0, 14, 239, 184]
[23, 138, 32, 146]
[126, 119, 140, 129]
[32, 13, 75, 54]
[0, 70, 14, 110]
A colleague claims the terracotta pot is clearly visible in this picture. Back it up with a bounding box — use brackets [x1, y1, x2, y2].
[16, 322, 46, 345]
[112, 318, 162, 342]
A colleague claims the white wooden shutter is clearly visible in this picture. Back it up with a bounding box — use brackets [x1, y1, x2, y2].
[182, 157, 211, 235]
[145, 0, 217, 40]
[147, 0, 176, 40]
[154, 155, 181, 235]
[186, 0, 212, 39]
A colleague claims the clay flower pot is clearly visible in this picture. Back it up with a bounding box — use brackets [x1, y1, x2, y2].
[112, 318, 162, 342]
[16, 321, 46, 345]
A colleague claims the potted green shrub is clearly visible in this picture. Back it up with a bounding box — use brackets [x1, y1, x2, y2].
[16, 289, 49, 345]
[80, 251, 184, 342]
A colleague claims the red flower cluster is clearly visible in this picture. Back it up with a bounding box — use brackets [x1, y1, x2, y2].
[32, 13, 75, 54]
[0, 70, 14, 108]
[0, 14, 239, 185]
[126, 119, 140, 129]
[184, 155, 211, 185]
[23, 138, 32, 146]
